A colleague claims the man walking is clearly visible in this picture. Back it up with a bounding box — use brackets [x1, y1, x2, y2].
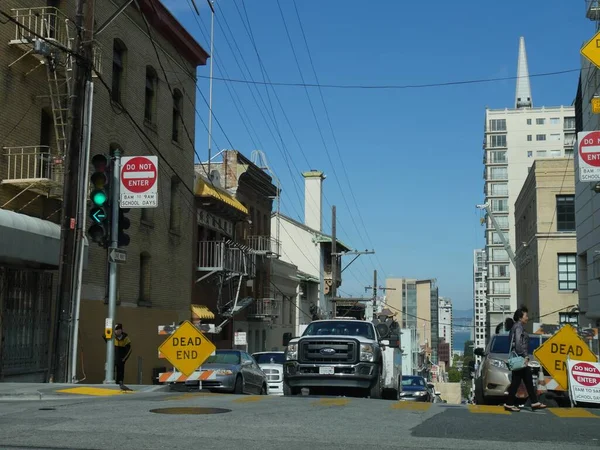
[103, 323, 132, 385]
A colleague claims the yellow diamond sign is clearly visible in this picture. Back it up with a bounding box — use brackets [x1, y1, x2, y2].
[581, 30, 600, 69]
[158, 320, 216, 376]
[592, 97, 600, 114]
[533, 325, 598, 390]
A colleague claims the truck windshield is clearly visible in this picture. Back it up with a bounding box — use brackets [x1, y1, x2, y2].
[253, 353, 285, 364]
[302, 321, 375, 339]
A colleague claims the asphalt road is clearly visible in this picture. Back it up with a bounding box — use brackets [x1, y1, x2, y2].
[0, 389, 599, 450]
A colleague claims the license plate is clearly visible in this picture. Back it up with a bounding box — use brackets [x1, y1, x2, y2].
[319, 366, 335, 375]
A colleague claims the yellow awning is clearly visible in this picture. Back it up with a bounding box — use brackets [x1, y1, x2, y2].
[191, 304, 215, 320]
[195, 178, 248, 215]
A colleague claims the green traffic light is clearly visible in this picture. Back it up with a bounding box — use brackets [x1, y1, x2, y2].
[91, 189, 107, 206]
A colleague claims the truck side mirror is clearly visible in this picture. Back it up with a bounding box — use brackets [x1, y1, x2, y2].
[387, 333, 400, 348]
[282, 332, 292, 347]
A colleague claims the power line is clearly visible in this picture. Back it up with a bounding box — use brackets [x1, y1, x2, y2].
[194, 68, 580, 90]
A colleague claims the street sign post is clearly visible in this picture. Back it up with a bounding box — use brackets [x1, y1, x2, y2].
[533, 325, 598, 390]
[120, 155, 158, 208]
[577, 131, 600, 182]
[581, 30, 600, 69]
[567, 360, 600, 405]
[108, 247, 127, 264]
[158, 320, 216, 377]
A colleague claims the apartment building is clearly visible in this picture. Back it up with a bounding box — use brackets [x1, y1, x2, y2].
[438, 297, 453, 361]
[569, 1, 600, 327]
[473, 249, 487, 358]
[482, 37, 576, 341]
[514, 158, 578, 330]
[0, 1, 207, 382]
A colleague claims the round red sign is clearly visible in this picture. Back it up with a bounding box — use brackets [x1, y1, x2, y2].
[121, 156, 157, 194]
[578, 131, 600, 168]
[571, 362, 600, 387]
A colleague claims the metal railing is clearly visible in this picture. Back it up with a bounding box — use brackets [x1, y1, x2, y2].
[10, 7, 72, 48]
[246, 236, 281, 255]
[248, 292, 281, 318]
[2, 146, 60, 182]
[197, 241, 255, 276]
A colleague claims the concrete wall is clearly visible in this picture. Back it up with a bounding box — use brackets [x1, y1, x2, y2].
[416, 280, 432, 348]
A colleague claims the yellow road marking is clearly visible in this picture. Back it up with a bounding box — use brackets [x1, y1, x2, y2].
[468, 405, 510, 415]
[313, 398, 349, 407]
[163, 392, 220, 401]
[548, 408, 599, 418]
[391, 402, 431, 411]
[56, 387, 130, 396]
[233, 395, 266, 403]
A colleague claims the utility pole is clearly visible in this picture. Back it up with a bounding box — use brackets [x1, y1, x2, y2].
[52, 0, 95, 383]
[206, 0, 215, 178]
[364, 271, 396, 318]
[331, 206, 337, 317]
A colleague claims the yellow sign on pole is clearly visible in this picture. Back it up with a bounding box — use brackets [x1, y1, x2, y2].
[533, 325, 598, 390]
[592, 97, 600, 114]
[581, 30, 600, 68]
[158, 320, 216, 376]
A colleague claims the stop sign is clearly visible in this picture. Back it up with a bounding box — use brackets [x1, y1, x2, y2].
[571, 362, 600, 387]
[578, 131, 600, 167]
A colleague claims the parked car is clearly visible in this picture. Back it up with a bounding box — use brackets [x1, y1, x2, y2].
[399, 376, 432, 402]
[183, 349, 269, 395]
[473, 334, 547, 405]
[252, 351, 285, 395]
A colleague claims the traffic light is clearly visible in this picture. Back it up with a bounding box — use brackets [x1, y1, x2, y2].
[88, 154, 110, 246]
[118, 208, 130, 247]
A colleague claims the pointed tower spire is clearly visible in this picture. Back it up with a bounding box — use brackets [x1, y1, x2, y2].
[515, 36, 532, 109]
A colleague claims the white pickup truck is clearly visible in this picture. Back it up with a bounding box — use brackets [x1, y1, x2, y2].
[282, 318, 402, 399]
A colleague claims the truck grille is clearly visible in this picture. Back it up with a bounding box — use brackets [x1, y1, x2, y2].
[299, 340, 358, 364]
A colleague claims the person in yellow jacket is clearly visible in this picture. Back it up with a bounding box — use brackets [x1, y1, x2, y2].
[103, 323, 132, 385]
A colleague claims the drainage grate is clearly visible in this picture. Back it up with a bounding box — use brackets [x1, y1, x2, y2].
[149, 407, 231, 415]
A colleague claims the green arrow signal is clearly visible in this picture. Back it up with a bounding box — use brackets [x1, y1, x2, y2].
[91, 208, 107, 223]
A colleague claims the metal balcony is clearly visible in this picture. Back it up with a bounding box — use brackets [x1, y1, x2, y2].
[587, 0, 600, 20]
[246, 236, 280, 256]
[247, 291, 281, 320]
[2, 146, 63, 195]
[197, 241, 256, 277]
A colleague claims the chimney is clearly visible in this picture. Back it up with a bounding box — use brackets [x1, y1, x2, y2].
[302, 170, 325, 232]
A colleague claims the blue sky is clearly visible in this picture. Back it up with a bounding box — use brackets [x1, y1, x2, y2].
[163, 0, 590, 309]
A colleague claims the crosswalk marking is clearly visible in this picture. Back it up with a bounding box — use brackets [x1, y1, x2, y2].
[313, 398, 350, 407]
[548, 408, 599, 419]
[468, 405, 510, 415]
[391, 402, 431, 411]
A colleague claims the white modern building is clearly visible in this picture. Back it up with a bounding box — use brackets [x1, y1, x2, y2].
[482, 37, 576, 339]
[401, 327, 419, 376]
[438, 297, 453, 360]
[473, 249, 487, 357]
[571, 2, 600, 327]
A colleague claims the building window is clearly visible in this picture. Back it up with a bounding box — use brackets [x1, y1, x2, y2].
[565, 148, 574, 157]
[527, 151, 533, 157]
[491, 264, 509, 278]
[536, 150, 547, 157]
[139, 252, 152, 305]
[491, 215, 509, 228]
[172, 89, 183, 142]
[527, 119, 532, 125]
[489, 151, 507, 163]
[491, 198, 508, 212]
[536, 134, 546, 141]
[490, 232, 503, 245]
[536, 118, 546, 125]
[145, 66, 158, 123]
[558, 254, 577, 291]
[490, 167, 507, 180]
[556, 195, 575, 231]
[550, 118, 560, 125]
[549, 133, 561, 141]
[490, 248, 509, 262]
[527, 135, 532, 141]
[490, 135, 507, 148]
[550, 150, 562, 158]
[170, 176, 181, 232]
[564, 117, 576, 130]
[490, 183, 508, 196]
[489, 119, 507, 131]
[112, 39, 126, 103]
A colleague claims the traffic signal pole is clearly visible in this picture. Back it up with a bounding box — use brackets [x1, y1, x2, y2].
[104, 148, 121, 384]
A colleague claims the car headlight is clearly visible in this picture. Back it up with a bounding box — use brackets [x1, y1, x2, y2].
[489, 358, 507, 369]
[286, 343, 298, 361]
[215, 369, 233, 375]
[360, 343, 374, 362]
[415, 391, 427, 396]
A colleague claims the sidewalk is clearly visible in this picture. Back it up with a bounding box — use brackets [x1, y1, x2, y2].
[0, 382, 168, 401]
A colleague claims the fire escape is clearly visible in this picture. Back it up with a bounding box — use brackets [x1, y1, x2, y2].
[246, 236, 282, 321]
[2, 7, 102, 209]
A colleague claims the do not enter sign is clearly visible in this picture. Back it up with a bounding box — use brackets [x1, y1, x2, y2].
[568, 359, 600, 405]
[578, 131, 600, 182]
[119, 155, 158, 208]
[158, 321, 216, 376]
[571, 362, 600, 387]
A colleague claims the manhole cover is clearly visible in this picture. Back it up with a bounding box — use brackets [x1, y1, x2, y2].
[39, 407, 56, 411]
[149, 407, 231, 415]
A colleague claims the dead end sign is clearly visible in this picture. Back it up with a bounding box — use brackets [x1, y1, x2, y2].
[120, 155, 158, 208]
[158, 321, 216, 377]
[533, 325, 598, 390]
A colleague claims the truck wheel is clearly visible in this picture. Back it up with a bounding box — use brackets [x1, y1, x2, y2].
[283, 382, 297, 396]
[369, 374, 382, 399]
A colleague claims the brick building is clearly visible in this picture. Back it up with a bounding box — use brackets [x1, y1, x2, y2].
[0, 1, 207, 382]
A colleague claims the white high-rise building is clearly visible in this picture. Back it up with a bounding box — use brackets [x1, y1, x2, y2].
[482, 37, 576, 340]
[473, 249, 487, 357]
[438, 297, 453, 360]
